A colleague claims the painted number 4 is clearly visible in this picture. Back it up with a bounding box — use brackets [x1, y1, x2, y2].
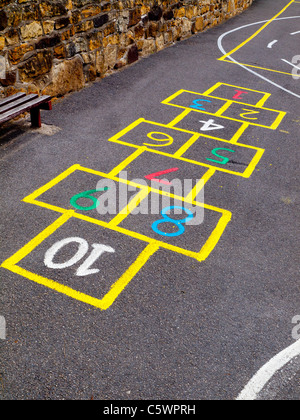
[44, 237, 115, 277]
[199, 119, 224, 132]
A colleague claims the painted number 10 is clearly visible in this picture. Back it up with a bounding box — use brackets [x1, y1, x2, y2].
[44, 237, 115, 277]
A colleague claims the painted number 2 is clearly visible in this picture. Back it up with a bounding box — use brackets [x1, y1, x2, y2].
[44, 237, 115, 277]
[152, 206, 194, 237]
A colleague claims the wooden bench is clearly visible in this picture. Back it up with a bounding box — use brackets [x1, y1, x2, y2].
[0, 92, 52, 128]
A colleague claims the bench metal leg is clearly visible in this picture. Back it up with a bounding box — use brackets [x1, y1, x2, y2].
[30, 107, 41, 128]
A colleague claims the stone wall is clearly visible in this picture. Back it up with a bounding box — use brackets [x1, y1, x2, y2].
[0, 0, 253, 99]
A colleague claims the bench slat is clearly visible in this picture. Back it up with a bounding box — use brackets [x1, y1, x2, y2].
[0, 94, 39, 115]
[0, 92, 27, 108]
[0, 96, 52, 124]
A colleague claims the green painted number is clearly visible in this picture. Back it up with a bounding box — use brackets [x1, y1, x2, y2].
[206, 147, 235, 165]
[70, 188, 109, 211]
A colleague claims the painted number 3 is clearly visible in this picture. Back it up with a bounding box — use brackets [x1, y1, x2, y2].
[152, 206, 194, 237]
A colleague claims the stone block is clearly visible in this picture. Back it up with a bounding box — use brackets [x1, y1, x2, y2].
[18, 50, 53, 82]
[43, 56, 85, 97]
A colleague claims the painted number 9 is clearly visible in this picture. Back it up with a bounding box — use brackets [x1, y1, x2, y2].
[143, 132, 174, 147]
[152, 206, 194, 237]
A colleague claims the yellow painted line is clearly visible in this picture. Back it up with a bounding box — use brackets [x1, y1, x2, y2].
[215, 101, 233, 117]
[184, 168, 215, 201]
[173, 133, 200, 157]
[23, 165, 80, 203]
[219, 0, 296, 61]
[108, 118, 145, 144]
[229, 123, 249, 144]
[26, 200, 69, 215]
[0, 210, 159, 310]
[255, 94, 272, 108]
[108, 189, 150, 227]
[1, 212, 74, 268]
[66, 195, 230, 260]
[161, 99, 284, 130]
[196, 209, 232, 262]
[243, 148, 265, 178]
[161, 89, 186, 106]
[202, 82, 223, 96]
[99, 243, 159, 310]
[108, 148, 146, 177]
[106, 139, 264, 178]
[166, 109, 192, 127]
[3, 240, 159, 311]
[221, 58, 300, 79]
[204, 84, 272, 107]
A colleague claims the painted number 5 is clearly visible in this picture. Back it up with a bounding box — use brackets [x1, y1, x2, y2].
[44, 237, 115, 277]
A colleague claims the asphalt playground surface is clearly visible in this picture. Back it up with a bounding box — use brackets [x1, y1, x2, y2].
[0, 0, 299, 401]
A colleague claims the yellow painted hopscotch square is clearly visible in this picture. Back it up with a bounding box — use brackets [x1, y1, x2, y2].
[162, 89, 286, 130]
[1, 158, 232, 308]
[19, 162, 232, 260]
[202, 83, 272, 107]
[0, 212, 159, 310]
[107, 120, 264, 177]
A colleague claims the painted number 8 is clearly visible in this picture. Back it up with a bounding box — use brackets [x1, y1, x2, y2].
[152, 206, 194, 238]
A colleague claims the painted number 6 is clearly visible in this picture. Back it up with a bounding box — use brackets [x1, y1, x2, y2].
[70, 188, 109, 211]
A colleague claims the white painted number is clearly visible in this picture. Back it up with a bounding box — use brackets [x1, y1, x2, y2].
[44, 237, 115, 277]
[199, 119, 225, 131]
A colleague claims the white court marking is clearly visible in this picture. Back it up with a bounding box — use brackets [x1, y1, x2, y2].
[237, 339, 300, 400]
[267, 40, 278, 48]
[281, 58, 300, 70]
[218, 14, 300, 399]
[217, 16, 300, 99]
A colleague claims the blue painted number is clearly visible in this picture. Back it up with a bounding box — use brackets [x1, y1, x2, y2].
[152, 206, 194, 238]
[190, 99, 212, 111]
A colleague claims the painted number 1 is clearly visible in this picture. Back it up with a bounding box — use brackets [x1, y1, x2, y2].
[44, 237, 115, 277]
